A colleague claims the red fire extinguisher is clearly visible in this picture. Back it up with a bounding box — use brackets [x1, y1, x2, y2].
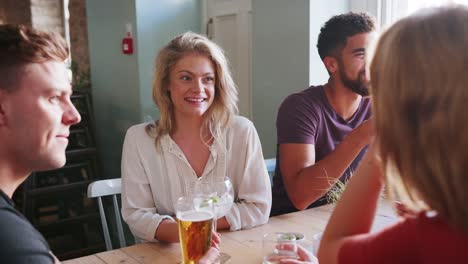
[122, 32, 133, 55]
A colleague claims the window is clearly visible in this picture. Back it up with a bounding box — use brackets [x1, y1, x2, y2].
[408, 0, 468, 14]
[382, 0, 468, 27]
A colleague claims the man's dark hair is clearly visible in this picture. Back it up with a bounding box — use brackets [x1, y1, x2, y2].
[317, 12, 376, 60]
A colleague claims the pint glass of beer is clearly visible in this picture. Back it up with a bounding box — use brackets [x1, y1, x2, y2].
[175, 196, 214, 264]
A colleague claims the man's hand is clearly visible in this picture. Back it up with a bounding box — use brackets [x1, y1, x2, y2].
[350, 118, 375, 147]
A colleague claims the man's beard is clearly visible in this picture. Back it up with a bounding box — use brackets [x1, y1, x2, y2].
[338, 61, 369, 96]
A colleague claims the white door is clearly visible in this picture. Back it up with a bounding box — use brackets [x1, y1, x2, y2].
[203, 0, 252, 119]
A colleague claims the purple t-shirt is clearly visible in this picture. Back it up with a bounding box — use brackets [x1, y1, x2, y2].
[271, 85, 371, 216]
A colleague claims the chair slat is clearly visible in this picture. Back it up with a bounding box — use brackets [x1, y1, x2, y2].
[88, 178, 126, 251]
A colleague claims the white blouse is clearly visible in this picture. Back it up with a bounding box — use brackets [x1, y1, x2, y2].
[121, 116, 272, 242]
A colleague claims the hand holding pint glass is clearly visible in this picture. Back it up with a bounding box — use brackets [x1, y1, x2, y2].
[176, 196, 214, 264]
[194, 177, 234, 263]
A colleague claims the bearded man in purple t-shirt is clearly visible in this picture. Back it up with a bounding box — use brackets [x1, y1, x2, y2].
[271, 12, 376, 216]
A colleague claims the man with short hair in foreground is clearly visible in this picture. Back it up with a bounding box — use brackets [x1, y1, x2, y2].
[0, 24, 81, 263]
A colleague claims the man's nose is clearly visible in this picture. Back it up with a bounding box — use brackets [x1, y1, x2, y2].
[362, 69, 370, 83]
[63, 102, 81, 126]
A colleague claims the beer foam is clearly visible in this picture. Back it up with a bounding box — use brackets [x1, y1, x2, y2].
[178, 211, 213, 222]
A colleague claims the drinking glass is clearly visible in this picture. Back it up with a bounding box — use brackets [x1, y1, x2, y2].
[194, 176, 234, 231]
[175, 195, 214, 264]
[262, 232, 299, 264]
[311, 232, 323, 256]
[194, 177, 234, 263]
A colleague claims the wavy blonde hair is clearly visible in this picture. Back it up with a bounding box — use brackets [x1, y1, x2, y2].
[146, 32, 238, 147]
[370, 5, 468, 231]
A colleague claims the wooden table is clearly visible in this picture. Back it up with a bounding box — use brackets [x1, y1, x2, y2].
[63, 199, 397, 264]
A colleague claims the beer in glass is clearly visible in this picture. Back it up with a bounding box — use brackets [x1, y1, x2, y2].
[176, 196, 214, 264]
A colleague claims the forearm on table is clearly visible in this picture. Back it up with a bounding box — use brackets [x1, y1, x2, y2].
[216, 216, 230, 230]
[318, 152, 383, 263]
[154, 219, 179, 243]
[224, 199, 270, 230]
[286, 134, 369, 210]
[326, 157, 383, 235]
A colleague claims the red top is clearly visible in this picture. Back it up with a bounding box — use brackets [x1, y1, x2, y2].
[339, 212, 468, 264]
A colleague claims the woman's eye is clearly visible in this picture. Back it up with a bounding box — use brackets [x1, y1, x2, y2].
[180, 76, 191, 81]
[204, 76, 214, 82]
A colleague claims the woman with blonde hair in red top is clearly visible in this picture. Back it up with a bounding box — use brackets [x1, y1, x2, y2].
[317, 5, 468, 264]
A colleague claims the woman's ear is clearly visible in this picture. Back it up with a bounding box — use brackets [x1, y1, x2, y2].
[165, 79, 172, 92]
[323, 56, 338, 74]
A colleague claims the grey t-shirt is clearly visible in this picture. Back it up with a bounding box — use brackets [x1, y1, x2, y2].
[271, 85, 371, 216]
[0, 189, 54, 263]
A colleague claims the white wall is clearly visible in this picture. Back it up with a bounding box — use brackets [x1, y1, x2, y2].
[252, 0, 350, 158]
[349, 0, 380, 22]
[309, 1, 350, 86]
[135, 0, 201, 122]
[252, 0, 310, 158]
[87, 0, 200, 179]
[87, 0, 140, 179]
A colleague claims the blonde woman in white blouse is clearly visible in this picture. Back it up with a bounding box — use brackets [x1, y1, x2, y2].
[121, 32, 272, 243]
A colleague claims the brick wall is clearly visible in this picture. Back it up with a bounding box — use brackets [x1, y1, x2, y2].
[1, 0, 90, 89]
[0, 0, 32, 25]
[30, 0, 64, 37]
[0, 1, 5, 24]
[69, 0, 90, 82]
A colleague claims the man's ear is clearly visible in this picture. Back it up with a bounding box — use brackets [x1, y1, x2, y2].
[323, 56, 338, 74]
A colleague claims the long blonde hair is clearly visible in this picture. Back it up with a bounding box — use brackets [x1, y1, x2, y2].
[147, 32, 238, 146]
[370, 5, 468, 231]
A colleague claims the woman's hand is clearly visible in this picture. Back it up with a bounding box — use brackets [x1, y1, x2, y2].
[394, 201, 418, 218]
[211, 232, 221, 250]
[198, 247, 220, 264]
[197, 232, 222, 264]
[279, 245, 318, 264]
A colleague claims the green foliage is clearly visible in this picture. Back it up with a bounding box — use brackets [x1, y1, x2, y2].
[70, 61, 90, 92]
[323, 168, 352, 204]
[324, 168, 384, 204]
[326, 179, 347, 204]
